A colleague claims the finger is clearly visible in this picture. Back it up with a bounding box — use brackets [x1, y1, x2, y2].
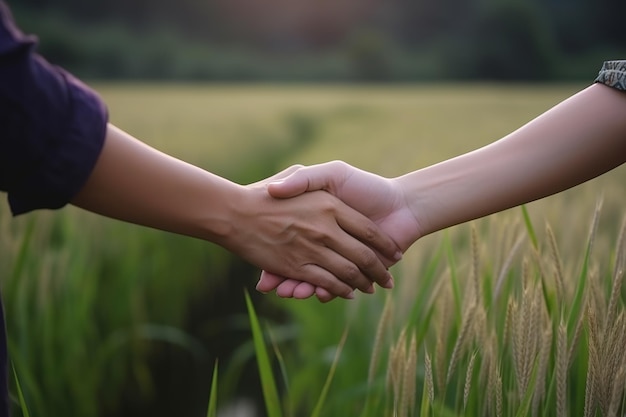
[311, 248, 375, 295]
[256, 271, 286, 293]
[259, 261, 356, 300]
[315, 287, 336, 303]
[248, 164, 304, 187]
[267, 162, 345, 199]
[331, 206, 397, 289]
[276, 280, 300, 298]
[267, 176, 310, 199]
[259, 271, 336, 301]
[292, 282, 316, 299]
[298, 263, 356, 299]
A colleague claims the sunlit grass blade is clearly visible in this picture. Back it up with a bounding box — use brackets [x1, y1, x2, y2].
[444, 230, 462, 326]
[244, 289, 283, 417]
[520, 205, 538, 250]
[267, 325, 291, 415]
[521, 206, 557, 318]
[310, 325, 349, 417]
[12, 363, 30, 417]
[206, 361, 219, 417]
[567, 203, 600, 334]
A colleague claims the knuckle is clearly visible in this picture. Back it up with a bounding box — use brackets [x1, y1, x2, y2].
[329, 160, 348, 170]
[363, 224, 379, 243]
[341, 263, 361, 283]
[317, 193, 336, 208]
[309, 228, 329, 243]
[355, 246, 378, 270]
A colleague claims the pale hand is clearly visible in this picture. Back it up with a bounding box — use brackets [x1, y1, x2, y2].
[255, 161, 422, 302]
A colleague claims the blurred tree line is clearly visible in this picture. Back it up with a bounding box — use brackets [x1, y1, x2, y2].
[9, 0, 626, 80]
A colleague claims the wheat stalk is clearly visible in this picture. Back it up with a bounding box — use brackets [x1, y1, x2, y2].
[495, 365, 503, 417]
[547, 224, 566, 302]
[399, 332, 417, 417]
[434, 331, 446, 395]
[494, 234, 525, 302]
[463, 350, 477, 411]
[369, 293, 394, 386]
[603, 312, 626, 416]
[608, 364, 626, 417]
[480, 337, 496, 417]
[583, 362, 596, 417]
[387, 329, 407, 410]
[513, 283, 541, 397]
[532, 326, 552, 417]
[424, 349, 435, 405]
[447, 302, 477, 384]
[485, 356, 495, 417]
[586, 305, 600, 416]
[605, 258, 624, 334]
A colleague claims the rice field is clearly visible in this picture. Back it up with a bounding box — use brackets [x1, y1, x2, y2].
[2, 83, 625, 417]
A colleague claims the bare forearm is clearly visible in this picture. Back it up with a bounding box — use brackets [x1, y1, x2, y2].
[72, 124, 399, 296]
[72, 124, 239, 242]
[400, 83, 626, 237]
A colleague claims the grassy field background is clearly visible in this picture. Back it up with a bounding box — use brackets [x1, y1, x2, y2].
[2, 83, 625, 417]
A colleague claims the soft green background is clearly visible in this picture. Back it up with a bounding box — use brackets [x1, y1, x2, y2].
[2, 83, 625, 416]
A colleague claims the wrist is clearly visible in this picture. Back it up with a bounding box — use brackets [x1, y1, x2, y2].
[197, 182, 248, 248]
[395, 161, 478, 237]
[394, 173, 437, 239]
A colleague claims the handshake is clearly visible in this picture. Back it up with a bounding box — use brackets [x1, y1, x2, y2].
[252, 161, 421, 303]
[72, 83, 625, 304]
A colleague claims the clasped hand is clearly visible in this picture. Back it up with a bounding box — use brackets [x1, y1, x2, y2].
[254, 161, 422, 302]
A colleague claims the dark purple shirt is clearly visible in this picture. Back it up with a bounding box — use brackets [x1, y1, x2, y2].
[0, 2, 107, 415]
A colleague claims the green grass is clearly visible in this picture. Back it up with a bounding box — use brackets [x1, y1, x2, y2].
[2, 83, 625, 416]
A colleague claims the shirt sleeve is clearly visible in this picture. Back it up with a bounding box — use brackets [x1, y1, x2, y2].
[0, 1, 108, 215]
[594, 60, 626, 92]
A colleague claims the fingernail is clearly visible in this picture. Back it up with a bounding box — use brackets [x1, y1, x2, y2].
[345, 291, 355, 299]
[365, 284, 375, 294]
[383, 273, 394, 289]
[394, 251, 403, 261]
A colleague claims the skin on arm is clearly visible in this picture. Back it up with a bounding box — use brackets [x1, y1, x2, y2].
[71, 124, 401, 298]
[402, 83, 626, 236]
[260, 83, 626, 300]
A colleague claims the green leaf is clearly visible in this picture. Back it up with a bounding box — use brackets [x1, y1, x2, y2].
[206, 361, 219, 417]
[12, 363, 30, 417]
[244, 289, 283, 417]
[310, 325, 349, 417]
[444, 231, 463, 327]
[520, 205, 538, 250]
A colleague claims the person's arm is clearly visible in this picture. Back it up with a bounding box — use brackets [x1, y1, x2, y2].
[397, 82, 626, 236]
[71, 124, 399, 297]
[260, 81, 626, 299]
[1, 2, 399, 298]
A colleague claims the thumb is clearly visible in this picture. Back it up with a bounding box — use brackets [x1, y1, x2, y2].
[267, 170, 317, 199]
[268, 162, 346, 198]
[256, 270, 285, 293]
